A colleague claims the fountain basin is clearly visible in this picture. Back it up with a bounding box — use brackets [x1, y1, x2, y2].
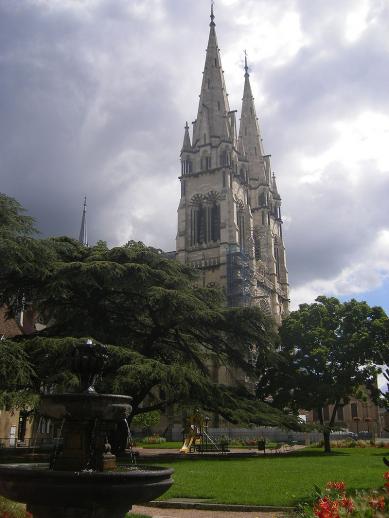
[39, 393, 132, 421]
[0, 463, 173, 518]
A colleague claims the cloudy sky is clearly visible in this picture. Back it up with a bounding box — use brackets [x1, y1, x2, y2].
[1, 0, 388, 313]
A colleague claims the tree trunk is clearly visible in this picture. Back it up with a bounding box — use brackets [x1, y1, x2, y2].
[323, 429, 331, 453]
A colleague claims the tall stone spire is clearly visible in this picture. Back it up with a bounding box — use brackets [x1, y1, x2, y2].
[192, 4, 231, 147]
[78, 196, 88, 246]
[238, 53, 265, 182]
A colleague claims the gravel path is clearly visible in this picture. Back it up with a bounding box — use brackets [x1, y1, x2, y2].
[132, 505, 288, 517]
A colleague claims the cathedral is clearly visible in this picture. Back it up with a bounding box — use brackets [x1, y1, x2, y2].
[176, 7, 289, 323]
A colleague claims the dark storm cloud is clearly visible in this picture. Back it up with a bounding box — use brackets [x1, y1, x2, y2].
[0, 0, 388, 304]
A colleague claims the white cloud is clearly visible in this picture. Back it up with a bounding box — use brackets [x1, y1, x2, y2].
[345, 0, 371, 43]
[301, 111, 389, 178]
[290, 230, 389, 309]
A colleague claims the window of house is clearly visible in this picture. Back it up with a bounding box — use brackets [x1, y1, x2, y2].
[351, 403, 358, 418]
[336, 406, 344, 421]
[323, 406, 330, 421]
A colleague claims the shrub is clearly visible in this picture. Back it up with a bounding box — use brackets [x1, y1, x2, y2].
[141, 435, 166, 444]
[0, 497, 31, 518]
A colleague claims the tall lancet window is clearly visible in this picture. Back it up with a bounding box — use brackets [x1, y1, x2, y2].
[191, 196, 220, 246]
[210, 203, 220, 241]
[274, 243, 280, 276]
[237, 209, 245, 252]
[181, 156, 192, 175]
[191, 204, 206, 245]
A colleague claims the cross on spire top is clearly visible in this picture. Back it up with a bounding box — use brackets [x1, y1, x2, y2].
[244, 50, 249, 76]
[210, 1, 215, 26]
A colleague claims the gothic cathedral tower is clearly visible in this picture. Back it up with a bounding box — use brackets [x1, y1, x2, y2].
[176, 8, 289, 323]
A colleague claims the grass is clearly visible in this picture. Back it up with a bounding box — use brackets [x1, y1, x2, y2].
[143, 447, 388, 507]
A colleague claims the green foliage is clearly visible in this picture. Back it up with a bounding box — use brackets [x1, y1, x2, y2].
[0, 338, 37, 410]
[132, 411, 161, 430]
[257, 296, 389, 451]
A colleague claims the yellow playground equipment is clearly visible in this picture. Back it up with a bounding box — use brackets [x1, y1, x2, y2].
[180, 410, 222, 454]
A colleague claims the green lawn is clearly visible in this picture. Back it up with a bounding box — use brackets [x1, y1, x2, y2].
[145, 448, 388, 506]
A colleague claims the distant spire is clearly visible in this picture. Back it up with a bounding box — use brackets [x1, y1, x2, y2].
[244, 50, 249, 76]
[181, 121, 192, 153]
[78, 196, 88, 246]
[238, 54, 265, 161]
[210, 1, 215, 26]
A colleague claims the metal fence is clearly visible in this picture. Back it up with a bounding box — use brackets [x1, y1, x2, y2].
[0, 437, 61, 449]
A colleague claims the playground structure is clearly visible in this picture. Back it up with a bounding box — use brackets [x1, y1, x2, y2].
[180, 410, 229, 454]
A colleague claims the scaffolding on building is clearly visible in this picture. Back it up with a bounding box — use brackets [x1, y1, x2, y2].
[226, 246, 252, 307]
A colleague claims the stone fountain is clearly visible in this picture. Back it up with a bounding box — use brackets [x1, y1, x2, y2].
[0, 339, 173, 518]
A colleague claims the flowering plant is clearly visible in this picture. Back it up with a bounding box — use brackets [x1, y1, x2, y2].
[299, 473, 388, 518]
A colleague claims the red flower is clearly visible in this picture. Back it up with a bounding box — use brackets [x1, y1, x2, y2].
[314, 497, 340, 518]
[384, 472, 389, 480]
[326, 481, 346, 492]
[340, 496, 354, 513]
[369, 496, 385, 510]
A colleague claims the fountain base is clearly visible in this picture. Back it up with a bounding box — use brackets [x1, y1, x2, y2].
[0, 463, 173, 518]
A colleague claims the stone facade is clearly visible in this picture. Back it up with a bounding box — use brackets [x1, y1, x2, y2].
[176, 10, 289, 323]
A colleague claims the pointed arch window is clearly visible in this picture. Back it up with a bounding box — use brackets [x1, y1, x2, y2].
[274, 243, 280, 276]
[259, 191, 268, 207]
[201, 154, 211, 170]
[191, 199, 220, 246]
[238, 209, 245, 252]
[217, 101, 221, 111]
[181, 156, 193, 175]
[220, 148, 231, 167]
